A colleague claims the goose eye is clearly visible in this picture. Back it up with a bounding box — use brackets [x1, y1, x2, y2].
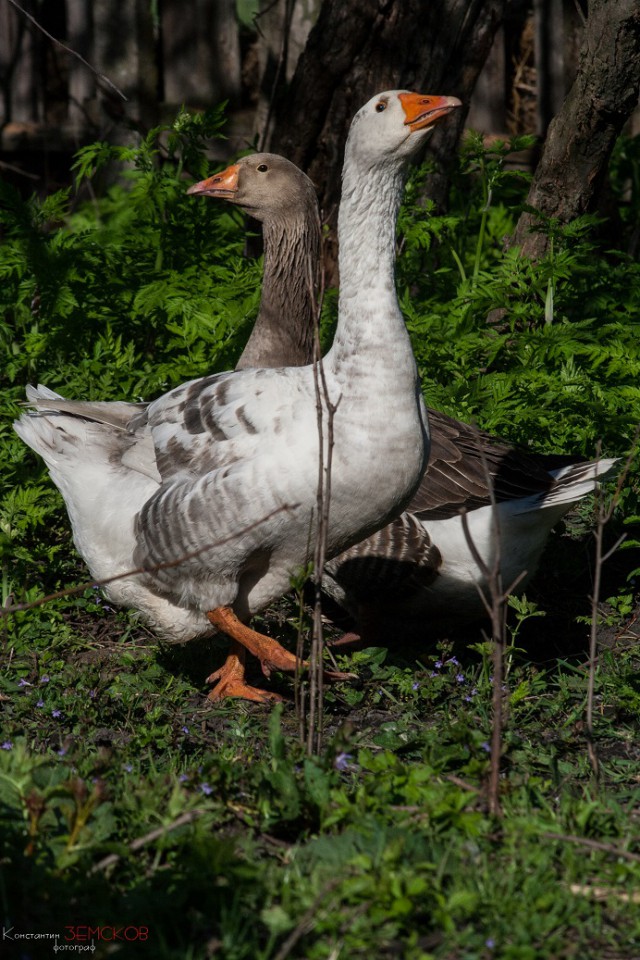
[257, 164, 268, 172]
[375, 101, 387, 113]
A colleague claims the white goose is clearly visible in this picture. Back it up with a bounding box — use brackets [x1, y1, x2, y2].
[188, 153, 618, 644]
[14, 90, 461, 701]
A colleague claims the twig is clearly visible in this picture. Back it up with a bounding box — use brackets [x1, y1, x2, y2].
[569, 883, 640, 904]
[89, 809, 205, 874]
[0, 159, 40, 180]
[257, 0, 297, 151]
[442, 773, 482, 794]
[1, 504, 296, 618]
[586, 434, 637, 779]
[542, 830, 640, 864]
[459, 442, 511, 818]
[7, 0, 127, 102]
[571, 0, 588, 28]
[273, 879, 341, 960]
[306, 223, 336, 756]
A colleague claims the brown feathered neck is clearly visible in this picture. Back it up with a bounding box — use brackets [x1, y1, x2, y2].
[235, 204, 321, 370]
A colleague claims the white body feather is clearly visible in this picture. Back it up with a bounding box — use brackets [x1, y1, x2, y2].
[14, 92, 433, 640]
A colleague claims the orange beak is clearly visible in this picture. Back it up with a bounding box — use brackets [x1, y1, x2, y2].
[187, 163, 240, 199]
[399, 93, 462, 132]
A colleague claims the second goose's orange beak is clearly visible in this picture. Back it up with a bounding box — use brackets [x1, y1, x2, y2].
[399, 93, 462, 132]
[187, 163, 240, 199]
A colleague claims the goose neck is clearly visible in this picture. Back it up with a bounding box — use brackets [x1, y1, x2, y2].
[337, 161, 405, 303]
[237, 212, 319, 369]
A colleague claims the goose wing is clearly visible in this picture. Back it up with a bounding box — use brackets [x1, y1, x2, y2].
[324, 511, 441, 606]
[412, 409, 570, 520]
[135, 365, 313, 485]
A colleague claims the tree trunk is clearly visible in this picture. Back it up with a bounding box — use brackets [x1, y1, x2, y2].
[162, 0, 241, 109]
[254, 0, 321, 148]
[510, 0, 640, 261]
[533, 0, 566, 135]
[0, 0, 40, 125]
[267, 0, 506, 279]
[93, 0, 159, 139]
[66, 0, 95, 128]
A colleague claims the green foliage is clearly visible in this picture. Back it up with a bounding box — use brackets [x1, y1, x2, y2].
[397, 133, 640, 470]
[2, 118, 640, 959]
[3, 641, 640, 958]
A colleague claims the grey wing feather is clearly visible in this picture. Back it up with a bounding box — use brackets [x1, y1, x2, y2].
[24, 384, 146, 431]
[413, 409, 574, 520]
[325, 511, 441, 605]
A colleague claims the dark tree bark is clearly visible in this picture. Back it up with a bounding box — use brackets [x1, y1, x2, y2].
[67, 0, 95, 128]
[0, 1, 41, 125]
[254, 0, 321, 148]
[510, 0, 640, 261]
[162, 0, 241, 109]
[266, 0, 506, 278]
[93, 0, 159, 138]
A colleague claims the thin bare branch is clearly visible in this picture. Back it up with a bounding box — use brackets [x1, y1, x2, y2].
[585, 437, 636, 779]
[459, 441, 506, 818]
[2, 504, 296, 618]
[569, 883, 640, 903]
[306, 231, 336, 755]
[273, 879, 341, 960]
[89, 809, 205, 874]
[258, 0, 297, 151]
[0, 159, 40, 180]
[601, 532, 628, 565]
[7, 0, 127, 102]
[543, 830, 640, 864]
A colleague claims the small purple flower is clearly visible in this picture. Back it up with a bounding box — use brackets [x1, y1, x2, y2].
[181, 726, 189, 735]
[429, 671, 439, 678]
[36, 699, 45, 708]
[57, 748, 67, 757]
[447, 657, 460, 666]
[434, 660, 443, 669]
[52, 709, 62, 718]
[481, 741, 491, 753]
[179, 773, 189, 783]
[334, 752, 353, 772]
[485, 938, 496, 949]
[123, 763, 133, 773]
[89, 689, 97, 699]
[18, 678, 31, 688]
[200, 782, 213, 796]
[40, 675, 50, 684]
[1, 741, 12, 750]
[412, 681, 420, 691]
[456, 673, 465, 683]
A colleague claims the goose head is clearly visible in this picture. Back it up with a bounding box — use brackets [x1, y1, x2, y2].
[345, 90, 462, 169]
[187, 153, 317, 222]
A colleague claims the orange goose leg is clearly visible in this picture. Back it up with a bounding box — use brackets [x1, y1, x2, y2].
[205, 606, 354, 702]
[206, 641, 283, 703]
[327, 603, 385, 650]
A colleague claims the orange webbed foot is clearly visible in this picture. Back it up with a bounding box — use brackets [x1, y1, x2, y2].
[206, 645, 284, 703]
[205, 607, 357, 696]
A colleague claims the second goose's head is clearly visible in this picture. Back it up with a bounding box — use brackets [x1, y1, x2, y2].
[187, 153, 317, 222]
